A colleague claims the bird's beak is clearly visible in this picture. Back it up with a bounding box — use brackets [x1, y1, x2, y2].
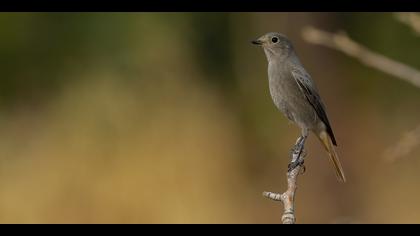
[251, 39, 263, 45]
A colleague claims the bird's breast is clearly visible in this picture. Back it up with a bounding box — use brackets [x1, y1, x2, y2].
[267, 64, 296, 121]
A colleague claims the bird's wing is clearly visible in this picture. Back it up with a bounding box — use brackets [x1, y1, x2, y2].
[291, 68, 337, 146]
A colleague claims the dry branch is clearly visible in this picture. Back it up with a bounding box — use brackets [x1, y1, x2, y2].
[301, 26, 420, 89]
[394, 13, 420, 36]
[384, 124, 420, 162]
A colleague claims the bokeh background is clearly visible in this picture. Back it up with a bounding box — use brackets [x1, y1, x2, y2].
[0, 12, 419, 223]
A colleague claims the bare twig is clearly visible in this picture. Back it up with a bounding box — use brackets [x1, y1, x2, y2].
[263, 138, 306, 224]
[384, 123, 420, 162]
[394, 13, 420, 36]
[301, 26, 420, 89]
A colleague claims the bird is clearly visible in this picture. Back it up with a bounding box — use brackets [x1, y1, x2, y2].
[252, 32, 346, 182]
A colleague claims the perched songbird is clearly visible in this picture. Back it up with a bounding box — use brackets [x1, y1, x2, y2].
[252, 32, 346, 182]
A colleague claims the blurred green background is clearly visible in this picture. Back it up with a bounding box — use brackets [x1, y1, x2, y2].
[0, 12, 419, 223]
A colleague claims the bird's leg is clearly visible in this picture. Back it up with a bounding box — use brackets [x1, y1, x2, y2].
[288, 134, 307, 172]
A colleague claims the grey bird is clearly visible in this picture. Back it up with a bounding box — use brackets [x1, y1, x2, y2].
[252, 32, 346, 182]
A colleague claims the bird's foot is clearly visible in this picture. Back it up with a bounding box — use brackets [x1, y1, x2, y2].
[291, 135, 306, 155]
[288, 159, 305, 172]
[288, 134, 308, 173]
[299, 164, 306, 175]
[290, 141, 303, 157]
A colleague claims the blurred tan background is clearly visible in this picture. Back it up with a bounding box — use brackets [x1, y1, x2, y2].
[0, 12, 419, 223]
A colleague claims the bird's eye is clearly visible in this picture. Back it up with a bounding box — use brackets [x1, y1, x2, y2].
[271, 37, 279, 43]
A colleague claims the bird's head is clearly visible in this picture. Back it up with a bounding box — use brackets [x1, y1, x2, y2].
[252, 32, 294, 61]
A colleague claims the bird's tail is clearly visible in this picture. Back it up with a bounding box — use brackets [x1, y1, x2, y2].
[318, 131, 346, 183]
